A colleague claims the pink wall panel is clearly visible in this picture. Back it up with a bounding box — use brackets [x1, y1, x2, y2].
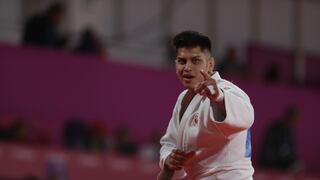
[0, 44, 319, 173]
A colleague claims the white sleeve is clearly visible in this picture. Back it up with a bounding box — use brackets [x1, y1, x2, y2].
[159, 92, 187, 179]
[210, 83, 254, 136]
[159, 90, 187, 169]
[159, 114, 178, 169]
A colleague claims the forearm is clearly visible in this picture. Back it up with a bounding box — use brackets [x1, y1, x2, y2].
[212, 90, 254, 133]
[211, 99, 226, 122]
[157, 166, 174, 180]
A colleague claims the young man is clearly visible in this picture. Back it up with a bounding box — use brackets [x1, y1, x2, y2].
[158, 31, 254, 180]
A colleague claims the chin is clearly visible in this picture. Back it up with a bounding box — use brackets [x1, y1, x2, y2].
[179, 78, 195, 90]
[183, 83, 195, 90]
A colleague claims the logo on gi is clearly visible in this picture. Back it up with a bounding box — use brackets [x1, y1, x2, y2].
[191, 113, 199, 126]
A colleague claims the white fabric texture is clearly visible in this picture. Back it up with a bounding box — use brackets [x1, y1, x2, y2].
[159, 72, 254, 180]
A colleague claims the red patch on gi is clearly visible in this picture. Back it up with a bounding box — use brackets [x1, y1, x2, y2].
[191, 113, 199, 126]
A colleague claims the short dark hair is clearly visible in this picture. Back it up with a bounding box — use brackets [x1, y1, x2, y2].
[173, 30, 212, 53]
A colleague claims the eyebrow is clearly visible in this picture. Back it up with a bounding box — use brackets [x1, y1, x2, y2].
[176, 55, 201, 58]
[191, 55, 201, 58]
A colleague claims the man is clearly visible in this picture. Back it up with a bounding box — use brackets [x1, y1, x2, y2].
[158, 31, 254, 180]
[259, 106, 300, 171]
[22, 3, 67, 48]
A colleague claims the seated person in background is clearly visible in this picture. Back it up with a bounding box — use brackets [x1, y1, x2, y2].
[217, 46, 246, 77]
[63, 118, 89, 150]
[263, 63, 280, 83]
[6, 118, 31, 143]
[114, 126, 138, 156]
[139, 131, 162, 161]
[259, 105, 301, 172]
[73, 28, 107, 58]
[87, 121, 111, 152]
[22, 3, 68, 48]
[0, 117, 51, 145]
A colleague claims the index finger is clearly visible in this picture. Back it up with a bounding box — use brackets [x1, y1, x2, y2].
[172, 149, 186, 155]
[200, 70, 211, 80]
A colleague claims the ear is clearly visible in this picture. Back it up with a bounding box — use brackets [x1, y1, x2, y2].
[208, 57, 215, 73]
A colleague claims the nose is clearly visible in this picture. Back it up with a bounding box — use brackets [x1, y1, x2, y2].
[184, 61, 192, 71]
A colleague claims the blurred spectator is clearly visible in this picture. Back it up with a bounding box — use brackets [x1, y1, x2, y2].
[114, 126, 138, 156]
[139, 131, 161, 161]
[264, 63, 280, 83]
[34, 127, 52, 146]
[22, 3, 68, 48]
[217, 46, 246, 77]
[0, 120, 10, 140]
[73, 28, 107, 58]
[63, 118, 89, 150]
[87, 121, 112, 152]
[0, 117, 51, 145]
[5, 118, 32, 144]
[259, 105, 302, 172]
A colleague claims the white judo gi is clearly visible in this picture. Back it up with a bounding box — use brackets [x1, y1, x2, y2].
[159, 72, 254, 180]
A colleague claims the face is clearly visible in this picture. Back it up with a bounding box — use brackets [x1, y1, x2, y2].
[175, 46, 214, 90]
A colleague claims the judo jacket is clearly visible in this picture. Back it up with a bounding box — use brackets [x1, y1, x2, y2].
[159, 72, 254, 180]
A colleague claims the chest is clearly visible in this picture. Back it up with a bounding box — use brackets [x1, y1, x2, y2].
[177, 99, 226, 151]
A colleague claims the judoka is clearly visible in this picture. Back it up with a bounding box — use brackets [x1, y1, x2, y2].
[158, 31, 254, 180]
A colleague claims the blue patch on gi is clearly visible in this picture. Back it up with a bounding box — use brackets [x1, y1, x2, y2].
[245, 129, 251, 157]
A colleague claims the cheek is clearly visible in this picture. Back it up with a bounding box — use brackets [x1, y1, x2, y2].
[202, 65, 211, 73]
[176, 66, 183, 74]
[176, 68, 181, 75]
[176, 69, 183, 80]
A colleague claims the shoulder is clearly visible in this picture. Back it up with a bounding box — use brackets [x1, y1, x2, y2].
[218, 78, 240, 91]
[218, 78, 250, 101]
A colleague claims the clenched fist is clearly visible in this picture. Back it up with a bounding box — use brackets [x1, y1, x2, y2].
[164, 149, 195, 171]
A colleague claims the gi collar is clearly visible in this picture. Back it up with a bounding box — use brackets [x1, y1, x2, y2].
[211, 71, 222, 81]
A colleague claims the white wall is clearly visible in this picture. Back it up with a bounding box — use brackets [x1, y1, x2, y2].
[115, 0, 165, 67]
[302, 0, 320, 54]
[0, 0, 21, 44]
[259, 0, 294, 49]
[0, 0, 319, 67]
[66, 0, 113, 36]
[171, 0, 208, 35]
[216, 0, 251, 61]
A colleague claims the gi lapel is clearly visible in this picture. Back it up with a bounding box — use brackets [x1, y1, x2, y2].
[177, 91, 202, 150]
[179, 90, 195, 122]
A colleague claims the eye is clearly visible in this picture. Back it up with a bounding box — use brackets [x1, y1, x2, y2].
[192, 59, 201, 64]
[176, 58, 186, 65]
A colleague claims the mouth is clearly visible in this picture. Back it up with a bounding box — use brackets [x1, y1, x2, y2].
[182, 74, 195, 80]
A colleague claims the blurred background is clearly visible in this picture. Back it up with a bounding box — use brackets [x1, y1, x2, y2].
[0, 0, 319, 179]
